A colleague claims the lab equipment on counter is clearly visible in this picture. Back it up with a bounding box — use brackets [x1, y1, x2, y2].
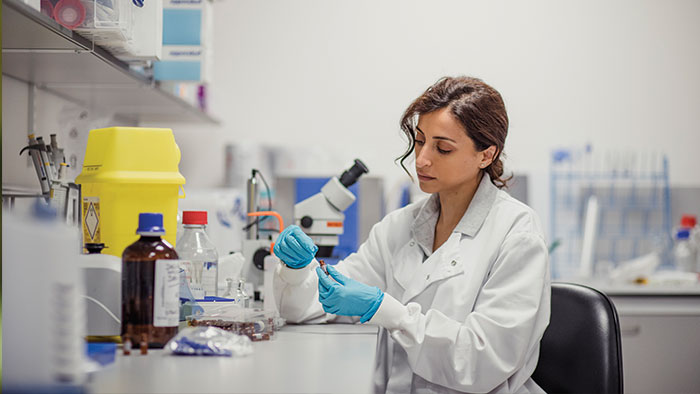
[673, 229, 696, 272]
[179, 266, 204, 321]
[578, 195, 599, 278]
[176, 210, 219, 298]
[164, 326, 253, 357]
[550, 146, 671, 279]
[294, 159, 368, 257]
[19, 134, 51, 198]
[241, 209, 283, 296]
[121, 213, 180, 348]
[86, 343, 117, 366]
[679, 214, 700, 271]
[233, 279, 251, 307]
[187, 307, 281, 342]
[3, 202, 86, 392]
[80, 242, 122, 341]
[75, 126, 186, 257]
[241, 169, 284, 295]
[19, 134, 79, 223]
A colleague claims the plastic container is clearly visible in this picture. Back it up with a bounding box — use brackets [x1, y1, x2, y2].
[673, 229, 696, 272]
[176, 211, 219, 298]
[75, 127, 185, 258]
[121, 213, 180, 348]
[53, 0, 86, 29]
[73, 0, 134, 55]
[680, 214, 700, 271]
[187, 307, 277, 342]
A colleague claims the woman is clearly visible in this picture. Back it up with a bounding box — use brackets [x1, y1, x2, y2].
[273, 76, 550, 393]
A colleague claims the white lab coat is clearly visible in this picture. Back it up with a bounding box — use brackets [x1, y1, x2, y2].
[274, 174, 551, 393]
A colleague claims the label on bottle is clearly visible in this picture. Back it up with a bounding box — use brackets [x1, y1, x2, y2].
[153, 259, 180, 327]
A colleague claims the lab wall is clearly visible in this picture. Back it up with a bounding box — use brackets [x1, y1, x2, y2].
[159, 0, 700, 238]
[4, 0, 700, 241]
[2, 75, 136, 202]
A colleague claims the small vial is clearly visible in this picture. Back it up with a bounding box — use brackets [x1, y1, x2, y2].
[123, 337, 132, 356]
[140, 333, 148, 355]
[319, 260, 329, 275]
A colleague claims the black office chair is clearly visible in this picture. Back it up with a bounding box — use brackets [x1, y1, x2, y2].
[532, 282, 624, 394]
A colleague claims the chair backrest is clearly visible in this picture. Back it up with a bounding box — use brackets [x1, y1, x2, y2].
[532, 282, 624, 394]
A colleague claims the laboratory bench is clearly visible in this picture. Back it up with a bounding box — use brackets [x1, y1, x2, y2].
[573, 280, 700, 393]
[88, 324, 379, 394]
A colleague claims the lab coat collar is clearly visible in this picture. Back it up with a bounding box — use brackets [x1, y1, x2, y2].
[454, 172, 498, 237]
[411, 173, 498, 253]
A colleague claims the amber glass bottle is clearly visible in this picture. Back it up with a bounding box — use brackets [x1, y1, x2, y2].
[122, 213, 180, 348]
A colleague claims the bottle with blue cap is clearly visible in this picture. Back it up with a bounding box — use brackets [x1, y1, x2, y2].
[673, 228, 696, 272]
[121, 213, 180, 348]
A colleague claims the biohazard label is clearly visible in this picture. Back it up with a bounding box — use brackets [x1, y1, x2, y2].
[82, 197, 101, 243]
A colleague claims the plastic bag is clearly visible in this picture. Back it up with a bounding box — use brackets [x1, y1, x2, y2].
[186, 304, 284, 341]
[164, 326, 253, 357]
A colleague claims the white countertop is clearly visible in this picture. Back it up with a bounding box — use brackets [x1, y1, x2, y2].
[558, 278, 700, 315]
[88, 324, 379, 394]
[559, 278, 700, 296]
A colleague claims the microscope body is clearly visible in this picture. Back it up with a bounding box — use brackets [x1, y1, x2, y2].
[294, 160, 368, 257]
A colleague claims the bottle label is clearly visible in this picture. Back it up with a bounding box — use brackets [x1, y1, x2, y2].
[154, 259, 180, 327]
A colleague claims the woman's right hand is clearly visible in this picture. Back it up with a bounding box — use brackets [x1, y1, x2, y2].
[273, 225, 319, 268]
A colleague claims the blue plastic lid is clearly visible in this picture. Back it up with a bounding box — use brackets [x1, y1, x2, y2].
[136, 213, 165, 235]
[677, 229, 690, 239]
[32, 199, 57, 220]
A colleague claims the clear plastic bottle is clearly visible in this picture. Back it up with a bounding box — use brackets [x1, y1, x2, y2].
[122, 213, 179, 348]
[673, 229, 696, 272]
[176, 211, 219, 298]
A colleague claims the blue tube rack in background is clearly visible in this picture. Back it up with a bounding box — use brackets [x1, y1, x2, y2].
[549, 146, 672, 279]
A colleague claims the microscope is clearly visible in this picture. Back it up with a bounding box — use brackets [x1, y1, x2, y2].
[294, 159, 368, 257]
[240, 160, 369, 298]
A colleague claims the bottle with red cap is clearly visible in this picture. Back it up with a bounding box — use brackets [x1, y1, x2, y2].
[176, 211, 219, 298]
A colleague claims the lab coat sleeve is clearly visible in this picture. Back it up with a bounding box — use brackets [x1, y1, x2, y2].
[369, 232, 550, 393]
[274, 262, 330, 324]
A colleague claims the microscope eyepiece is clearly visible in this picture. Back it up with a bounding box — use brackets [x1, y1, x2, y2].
[339, 159, 369, 188]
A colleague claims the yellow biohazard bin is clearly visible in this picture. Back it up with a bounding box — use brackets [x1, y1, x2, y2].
[75, 127, 186, 257]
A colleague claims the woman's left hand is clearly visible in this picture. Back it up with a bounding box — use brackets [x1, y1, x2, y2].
[316, 265, 384, 323]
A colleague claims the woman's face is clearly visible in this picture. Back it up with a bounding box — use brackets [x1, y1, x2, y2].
[414, 107, 494, 195]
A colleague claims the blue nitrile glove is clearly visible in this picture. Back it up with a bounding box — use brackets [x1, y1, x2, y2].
[273, 225, 319, 269]
[316, 265, 384, 323]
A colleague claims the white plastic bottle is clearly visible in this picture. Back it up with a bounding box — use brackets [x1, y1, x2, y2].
[176, 211, 219, 298]
[673, 229, 696, 272]
[680, 215, 700, 272]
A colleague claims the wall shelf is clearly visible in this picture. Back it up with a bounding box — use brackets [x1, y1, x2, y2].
[1, 0, 218, 124]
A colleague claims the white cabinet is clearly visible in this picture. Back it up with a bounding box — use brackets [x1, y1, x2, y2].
[609, 293, 700, 394]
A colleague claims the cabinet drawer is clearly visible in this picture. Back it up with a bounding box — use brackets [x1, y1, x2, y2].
[618, 315, 700, 394]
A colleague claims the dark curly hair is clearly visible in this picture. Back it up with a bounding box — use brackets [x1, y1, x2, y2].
[396, 76, 511, 189]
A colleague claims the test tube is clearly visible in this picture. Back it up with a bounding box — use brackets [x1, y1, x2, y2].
[319, 260, 329, 275]
[140, 333, 148, 355]
[123, 337, 132, 356]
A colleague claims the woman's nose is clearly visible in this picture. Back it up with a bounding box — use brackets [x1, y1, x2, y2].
[415, 147, 431, 168]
